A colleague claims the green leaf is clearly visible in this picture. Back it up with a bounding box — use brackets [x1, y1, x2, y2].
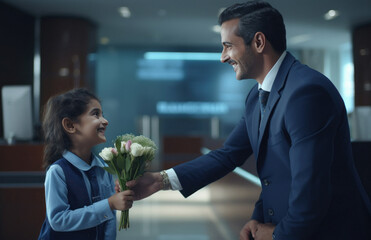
[125, 155, 131, 173]
[116, 154, 125, 171]
[115, 138, 121, 154]
[138, 164, 146, 176]
[120, 172, 128, 182]
[103, 166, 116, 175]
[104, 160, 115, 170]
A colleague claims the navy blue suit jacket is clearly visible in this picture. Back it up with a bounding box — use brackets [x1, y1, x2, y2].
[173, 52, 371, 239]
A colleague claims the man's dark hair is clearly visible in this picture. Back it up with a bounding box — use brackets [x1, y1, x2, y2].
[218, 1, 286, 53]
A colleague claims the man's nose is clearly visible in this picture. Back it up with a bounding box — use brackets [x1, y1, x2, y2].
[220, 51, 229, 63]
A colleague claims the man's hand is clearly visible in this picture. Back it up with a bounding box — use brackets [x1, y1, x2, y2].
[115, 172, 163, 201]
[240, 220, 259, 240]
[255, 223, 275, 240]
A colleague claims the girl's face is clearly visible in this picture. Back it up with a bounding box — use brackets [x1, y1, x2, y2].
[74, 99, 108, 147]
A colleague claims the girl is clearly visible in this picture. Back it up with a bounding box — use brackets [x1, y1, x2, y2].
[38, 88, 133, 240]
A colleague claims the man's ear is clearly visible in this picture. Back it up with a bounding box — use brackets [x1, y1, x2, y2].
[62, 117, 76, 134]
[253, 32, 266, 53]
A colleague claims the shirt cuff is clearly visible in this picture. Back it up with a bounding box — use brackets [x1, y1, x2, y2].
[165, 168, 183, 190]
[94, 199, 115, 223]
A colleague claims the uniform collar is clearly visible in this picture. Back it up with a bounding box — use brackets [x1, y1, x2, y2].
[62, 150, 104, 171]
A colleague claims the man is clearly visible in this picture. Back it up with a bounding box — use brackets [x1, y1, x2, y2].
[126, 1, 371, 239]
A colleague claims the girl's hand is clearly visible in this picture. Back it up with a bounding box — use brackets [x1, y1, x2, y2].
[114, 179, 121, 193]
[108, 190, 134, 210]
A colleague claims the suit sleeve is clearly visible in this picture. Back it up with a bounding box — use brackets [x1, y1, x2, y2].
[273, 84, 342, 239]
[173, 117, 253, 198]
[251, 193, 264, 222]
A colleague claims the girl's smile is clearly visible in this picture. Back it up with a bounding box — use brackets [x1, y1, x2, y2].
[74, 99, 109, 147]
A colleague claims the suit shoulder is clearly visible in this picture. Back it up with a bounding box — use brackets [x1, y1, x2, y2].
[286, 62, 337, 92]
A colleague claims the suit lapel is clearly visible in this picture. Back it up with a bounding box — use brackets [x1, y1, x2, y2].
[256, 52, 296, 159]
[258, 91, 280, 144]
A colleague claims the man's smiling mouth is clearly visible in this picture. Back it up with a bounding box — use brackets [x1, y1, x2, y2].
[228, 60, 237, 71]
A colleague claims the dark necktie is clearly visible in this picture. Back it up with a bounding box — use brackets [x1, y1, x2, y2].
[86, 167, 104, 239]
[259, 88, 270, 119]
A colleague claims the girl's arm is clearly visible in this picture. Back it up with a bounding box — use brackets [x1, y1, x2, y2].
[45, 165, 115, 232]
[104, 173, 117, 240]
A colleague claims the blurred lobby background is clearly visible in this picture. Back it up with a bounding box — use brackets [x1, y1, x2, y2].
[0, 0, 370, 239]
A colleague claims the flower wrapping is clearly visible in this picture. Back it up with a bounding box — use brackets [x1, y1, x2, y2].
[99, 134, 156, 230]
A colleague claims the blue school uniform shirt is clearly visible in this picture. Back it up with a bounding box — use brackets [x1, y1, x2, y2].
[44, 151, 116, 240]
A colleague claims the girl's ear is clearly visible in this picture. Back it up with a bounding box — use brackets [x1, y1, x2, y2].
[62, 117, 76, 134]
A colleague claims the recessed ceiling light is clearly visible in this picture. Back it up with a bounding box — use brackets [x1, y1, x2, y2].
[212, 25, 221, 33]
[324, 10, 340, 20]
[118, 7, 131, 18]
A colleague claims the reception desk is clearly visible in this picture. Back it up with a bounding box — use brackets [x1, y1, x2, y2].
[0, 143, 45, 239]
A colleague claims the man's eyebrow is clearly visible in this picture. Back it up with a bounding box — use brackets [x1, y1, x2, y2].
[222, 41, 232, 46]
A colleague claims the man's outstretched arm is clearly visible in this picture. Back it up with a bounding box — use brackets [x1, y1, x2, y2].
[116, 170, 178, 200]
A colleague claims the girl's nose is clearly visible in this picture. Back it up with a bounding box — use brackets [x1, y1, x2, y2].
[102, 117, 108, 126]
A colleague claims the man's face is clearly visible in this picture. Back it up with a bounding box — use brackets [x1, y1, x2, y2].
[220, 18, 258, 80]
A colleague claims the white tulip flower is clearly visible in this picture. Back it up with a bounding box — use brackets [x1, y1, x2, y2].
[99, 147, 114, 161]
[130, 143, 144, 157]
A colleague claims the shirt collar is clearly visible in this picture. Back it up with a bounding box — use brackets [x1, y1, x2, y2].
[258, 51, 287, 92]
[62, 150, 104, 171]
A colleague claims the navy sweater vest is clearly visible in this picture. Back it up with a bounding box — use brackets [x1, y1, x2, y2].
[38, 158, 102, 240]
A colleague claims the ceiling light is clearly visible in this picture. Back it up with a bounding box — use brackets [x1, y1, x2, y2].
[324, 10, 339, 20]
[118, 7, 131, 18]
[212, 25, 221, 33]
[144, 52, 220, 61]
[100, 37, 110, 45]
[289, 34, 312, 45]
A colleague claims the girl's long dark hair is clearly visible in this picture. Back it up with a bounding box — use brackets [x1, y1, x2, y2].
[42, 88, 99, 169]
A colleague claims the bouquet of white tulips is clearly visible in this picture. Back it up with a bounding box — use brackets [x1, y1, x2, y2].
[99, 134, 157, 230]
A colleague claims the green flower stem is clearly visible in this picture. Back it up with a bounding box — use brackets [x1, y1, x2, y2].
[120, 184, 130, 230]
[120, 176, 131, 229]
[108, 159, 130, 230]
[133, 162, 140, 179]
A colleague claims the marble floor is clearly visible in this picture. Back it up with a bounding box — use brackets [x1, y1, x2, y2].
[116, 172, 261, 240]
